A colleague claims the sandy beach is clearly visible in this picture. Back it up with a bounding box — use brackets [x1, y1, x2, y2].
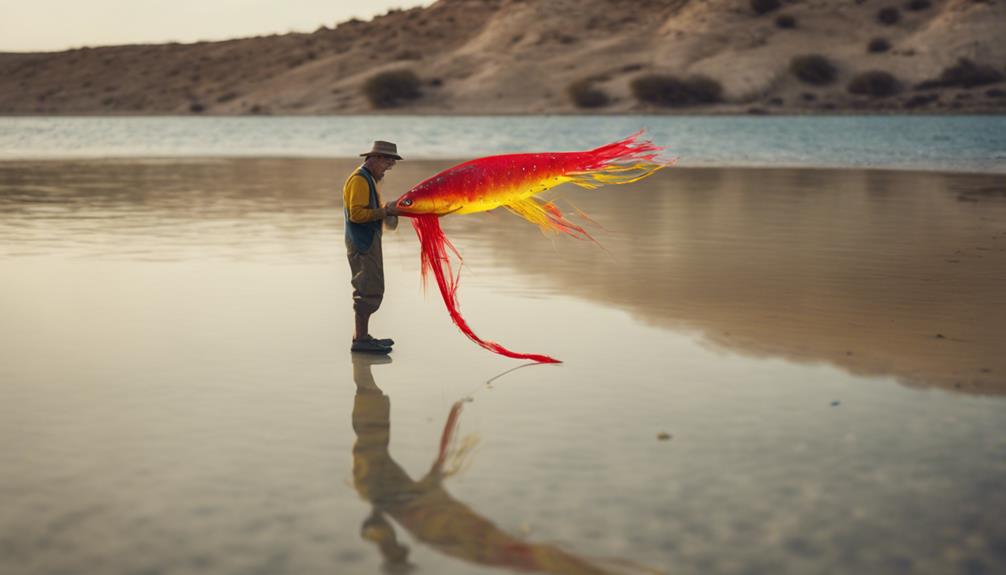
[1, 157, 1005, 574]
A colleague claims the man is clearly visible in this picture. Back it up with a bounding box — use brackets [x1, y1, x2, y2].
[345, 140, 402, 353]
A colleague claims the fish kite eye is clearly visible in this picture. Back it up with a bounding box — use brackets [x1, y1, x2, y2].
[400, 199, 413, 207]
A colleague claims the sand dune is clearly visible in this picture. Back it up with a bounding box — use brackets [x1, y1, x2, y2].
[1, 0, 1004, 115]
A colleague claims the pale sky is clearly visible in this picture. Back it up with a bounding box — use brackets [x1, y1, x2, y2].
[0, 0, 435, 52]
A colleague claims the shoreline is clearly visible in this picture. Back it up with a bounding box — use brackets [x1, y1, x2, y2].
[1, 156, 1004, 176]
[2, 110, 1006, 117]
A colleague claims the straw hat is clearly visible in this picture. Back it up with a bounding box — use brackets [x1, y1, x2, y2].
[360, 140, 403, 160]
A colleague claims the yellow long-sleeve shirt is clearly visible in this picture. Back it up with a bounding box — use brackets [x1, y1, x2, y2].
[344, 171, 386, 224]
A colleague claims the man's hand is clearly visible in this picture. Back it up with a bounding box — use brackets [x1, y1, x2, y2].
[384, 201, 400, 217]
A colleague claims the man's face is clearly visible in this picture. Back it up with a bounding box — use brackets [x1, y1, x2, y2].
[370, 156, 397, 179]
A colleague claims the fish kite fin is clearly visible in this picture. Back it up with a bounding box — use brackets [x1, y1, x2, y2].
[568, 131, 676, 190]
[503, 197, 595, 242]
[561, 199, 609, 232]
[411, 214, 561, 364]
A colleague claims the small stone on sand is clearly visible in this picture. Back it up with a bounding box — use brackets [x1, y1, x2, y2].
[657, 432, 671, 441]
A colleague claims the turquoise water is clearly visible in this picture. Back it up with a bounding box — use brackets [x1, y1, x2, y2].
[1, 115, 1005, 172]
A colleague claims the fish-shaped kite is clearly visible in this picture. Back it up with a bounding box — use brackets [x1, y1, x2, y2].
[393, 131, 673, 363]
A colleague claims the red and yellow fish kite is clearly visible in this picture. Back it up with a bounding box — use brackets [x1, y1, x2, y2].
[393, 131, 673, 363]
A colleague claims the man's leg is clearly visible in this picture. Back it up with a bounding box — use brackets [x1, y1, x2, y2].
[348, 236, 386, 348]
[354, 310, 372, 342]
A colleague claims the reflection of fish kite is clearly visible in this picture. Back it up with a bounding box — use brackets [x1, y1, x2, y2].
[394, 131, 673, 363]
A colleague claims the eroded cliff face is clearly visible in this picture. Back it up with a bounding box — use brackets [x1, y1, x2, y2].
[1, 0, 1003, 115]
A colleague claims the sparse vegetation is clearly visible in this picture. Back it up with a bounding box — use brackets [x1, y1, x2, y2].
[775, 15, 797, 29]
[868, 38, 891, 53]
[750, 0, 781, 16]
[876, 7, 900, 26]
[916, 58, 1005, 90]
[189, 102, 206, 113]
[363, 69, 422, 108]
[790, 55, 838, 85]
[905, 0, 931, 11]
[848, 70, 902, 97]
[630, 74, 722, 107]
[567, 78, 611, 108]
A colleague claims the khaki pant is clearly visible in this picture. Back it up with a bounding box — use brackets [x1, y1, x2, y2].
[346, 233, 384, 315]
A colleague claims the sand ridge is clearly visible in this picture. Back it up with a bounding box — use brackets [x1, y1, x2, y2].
[1, 0, 1004, 115]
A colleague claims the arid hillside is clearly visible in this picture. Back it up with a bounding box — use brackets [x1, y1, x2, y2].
[1, 0, 1004, 115]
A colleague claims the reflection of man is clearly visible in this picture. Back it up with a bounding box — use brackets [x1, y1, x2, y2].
[345, 141, 402, 354]
[350, 354, 622, 575]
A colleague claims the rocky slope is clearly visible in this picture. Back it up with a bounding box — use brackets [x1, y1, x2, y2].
[1, 0, 1004, 115]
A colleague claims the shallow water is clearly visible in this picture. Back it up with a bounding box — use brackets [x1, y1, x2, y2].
[1, 159, 1005, 575]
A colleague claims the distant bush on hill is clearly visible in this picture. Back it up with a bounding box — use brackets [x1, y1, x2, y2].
[567, 79, 610, 108]
[876, 7, 901, 26]
[905, 0, 931, 11]
[790, 55, 838, 85]
[750, 0, 781, 15]
[631, 74, 722, 107]
[363, 70, 421, 108]
[916, 58, 1005, 90]
[775, 14, 797, 29]
[848, 70, 902, 97]
[868, 38, 891, 53]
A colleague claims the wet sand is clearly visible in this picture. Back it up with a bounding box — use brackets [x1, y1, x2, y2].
[1, 159, 1005, 575]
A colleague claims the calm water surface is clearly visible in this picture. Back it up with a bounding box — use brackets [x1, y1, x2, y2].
[2, 116, 1005, 173]
[1, 158, 1005, 575]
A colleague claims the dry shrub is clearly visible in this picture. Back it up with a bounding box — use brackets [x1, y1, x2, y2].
[868, 38, 891, 53]
[790, 55, 838, 85]
[848, 70, 902, 97]
[877, 7, 900, 25]
[938, 58, 1004, 88]
[567, 79, 610, 108]
[750, 0, 781, 15]
[363, 69, 421, 108]
[775, 14, 797, 29]
[631, 74, 722, 107]
[916, 58, 1004, 90]
[905, 0, 931, 11]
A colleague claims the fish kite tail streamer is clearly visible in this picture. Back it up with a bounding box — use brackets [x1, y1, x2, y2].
[566, 130, 676, 190]
[412, 215, 561, 364]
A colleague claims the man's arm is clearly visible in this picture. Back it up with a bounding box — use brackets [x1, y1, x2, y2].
[345, 175, 386, 223]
